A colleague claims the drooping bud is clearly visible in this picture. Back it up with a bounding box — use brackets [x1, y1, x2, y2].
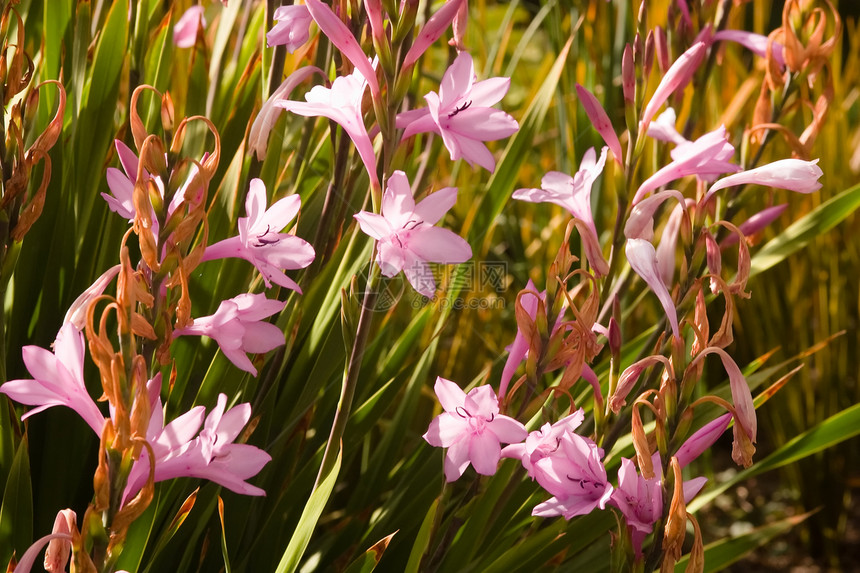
[632, 402, 654, 479]
[661, 457, 687, 570]
[610, 355, 672, 414]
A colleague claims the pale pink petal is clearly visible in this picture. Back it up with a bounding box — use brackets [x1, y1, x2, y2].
[407, 226, 472, 264]
[413, 187, 458, 225]
[626, 238, 680, 338]
[240, 322, 285, 354]
[683, 476, 708, 502]
[714, 29, 785, 68]
[469, 77, 511, 107]
[354, 211, 391, 240]
[444, 438, 471, 481]
[434, 376, 467, 412]
[403, 0, 465, 69]
[15, 533, 73, 573]
[382, 171, 416, 227]
[576, 84, 623, 164]
[469, 431, 502, 475]
[640, 42, 707, 132]
[174, 5, 206, 49]
[423, 413, 467, 447]
[705, 159, 823, 203]
[624, 190, 686, 241]
[487, 415, 528, 444]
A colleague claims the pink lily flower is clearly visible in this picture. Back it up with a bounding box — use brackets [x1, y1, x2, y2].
[624, 190, 687, 241]
[266, 4, 312, 52]
[0, 322, 105, 435]
[402, 0, 466, 68]
[646, 108, 688, 146]
[640, 42, 707, 133]
[353, 170, 472, 297]
[512, 148, 609, 275]
[249, 67, 324, 161]
[201, 179, 315, 291]
[713, 29, 786, 68]
[124, 392, 271, 500]
[304, 0, 380, 98]
[626, 238, 680, 339]
[575, 84, 623, 164]
[633, 125, 739, 204]
[528, 431, 613, 519]
[173, 293, 287, 376]
[174, 5, 206, 49]
[704, 158, 823, 203]
[423, 377, 528, 482]
[721, 204, 789, 247]
[276, 67, 379, 187]
[397, 52, 519, 172]
[500, 410, 585, 477]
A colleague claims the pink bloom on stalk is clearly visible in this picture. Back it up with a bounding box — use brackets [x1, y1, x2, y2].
[646, 108, 687, 146]
[276, 66, 379, 187]
[624, 190, 687, 242]
[713, 29, 785, 68]
[304, 0, 380, 98]
[656, 199, 693, 287]
[500, 410, 585, 476]
[640, 42, 708, 133]
[402, 0, 466, 68]
[64, 264, 121, 330]
[721, 204, 789, 247]
[609, 355, 673, 414]
[626, 238, 680, 339]
[173, 293, 286, 376]
[44, 509, 76, 573]
[124, 392, 271, 501]
[610, 455, 708, 555]
[703, 159, 824, 204]
[201, 179, 315, 291]
[397, 52, 519, 172]
[633, 125, 739, 204]
[576, 84, 623, 164]
[499, 280, 544, 398]
[528, 431, 613, 519]
[353, 171, 472, 297]
[174, 6, 206, 48]
[423, 377, 527, 482]
[0, 322, 105, 435]
[675, 413, 732, 468]
[512, 148, 609, 275]
[266, 5, 312, 52]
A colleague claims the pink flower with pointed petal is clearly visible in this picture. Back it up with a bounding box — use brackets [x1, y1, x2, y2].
[626, 238, 680, 339]
[500, 410, 585, 477]
[397, 52, 518, 172]
[44, 509, 76, 573]
[499, 280, 543, 398]
[304, 0, 380, 98]
[646, 108, 688, 146]
[624, 190, 687, 241]
[675, 413, 732, 468]
[529, 431, 613, 519]
[173, 293, 286, 375]
[202, 179, 315, 291]
[575, 84, 623, 164]
[655, 199, 693, 286]
[64, 264, 121, 330]
[402, 0, 466, 68]
[722, 204, 789, 247]
[174, 5, 206, 48]
[124, 393, 271, 500]
[633, 125, 739, 204]
[354, 171, 472, 297]
[513, 148, 609, 275]
[640, 42, 707, 133]
[0, 322, 105, 435]
[277, 67, 379, 187]
[423, 378, 527, 482]
[704, 158, 823, 204]
[267, 5, 312, 52]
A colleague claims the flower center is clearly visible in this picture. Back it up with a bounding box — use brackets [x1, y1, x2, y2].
[449, 100, 472, 118]
[254, 225, 280, 247]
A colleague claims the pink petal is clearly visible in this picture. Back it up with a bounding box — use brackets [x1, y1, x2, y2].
[626, 238, 679, 338]
[407, 226, 472, 264]
[259, 194, 301, 233]
[705, 159, 823, 203]
[624, 190, 686, 241]
[714, 29, 785, 68]
[354, 211, 391, 240]
[469, 77, 511, 107]
[434, 377, 467, 412]
[413, 187, 458, 226]
[446, 108, 519, 140]
[250, 66, 322, 160]
[444, 437, 471, 481]
[403, 251, 435, 296]
[722, 204, 788, 247]
[576, 84, 623, 164]
[382, 171, 416, 227]
[640, 42, 707, 133]
[241, 321, 286, 354]
[403, 0, 465, 69]
[423, 413, 467, 448]
[174, 5, 205, 49]
[675, 413, 732, 468]
[487, 415, 528, 444]
[469, 431, 502, 475]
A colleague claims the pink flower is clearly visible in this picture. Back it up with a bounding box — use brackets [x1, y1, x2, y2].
[713, 29, 785, 68]
[277, 67, 379, 187]
[266, 5, 312, 52]
[575, 84, 623, 164]
[202, 179, 315, 291]
[674, 413, 732, 468]
[124, 392, 271, 501]
[528, 431, 613, 519]
[402, 0, 466, 68]
[640, 42, 707, 133]
[609, 355, 673, 414]
[704, 158, 823, 203]
[423, 378, 527, 482]
[173, 293, 287, 376]
[63, 264, 121, 330]
[721, 204, 789, 247]
[174, 5, 206, 48]
[501, 410, 585, 477]
[626, 238, 680, 339]
[633, 125, 739, 204]
[304, 0, 380, 98]
[397, 52, 518, 172]
[499, 280, 544, 398]
[646, 108, 687, 146]
[0, 322, 105, 435]
[353, 171, 472, 297]
[513, 148, 609, 275]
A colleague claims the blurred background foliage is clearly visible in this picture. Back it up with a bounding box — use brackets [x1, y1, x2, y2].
[0, 0, 857, 571]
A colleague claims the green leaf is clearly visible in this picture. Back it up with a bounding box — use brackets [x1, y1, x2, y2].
[675, 512, 813, 572]
[0, 435, 32, 567]
[690, 402, 860, 512]
[405, 498, 439, 573]
[274, 450, 342, 573]
[749, 182, 860, 277]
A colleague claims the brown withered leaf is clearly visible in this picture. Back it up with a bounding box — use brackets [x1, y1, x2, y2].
[129, 85, 161, 150]
[10, 150, 50, 240]
[25, 80, 65, 157]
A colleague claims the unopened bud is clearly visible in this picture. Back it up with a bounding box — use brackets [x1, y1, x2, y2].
[608, 316, 621, 355]
[622, 44, 635, 103]
[633, 33, 643, 67]
[644, 30, 655, 79]
[655, 26, 670, 73]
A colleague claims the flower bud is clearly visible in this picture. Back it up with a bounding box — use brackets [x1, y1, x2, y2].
[622, 44, 635, 103]
[655, 26, 670, 74]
